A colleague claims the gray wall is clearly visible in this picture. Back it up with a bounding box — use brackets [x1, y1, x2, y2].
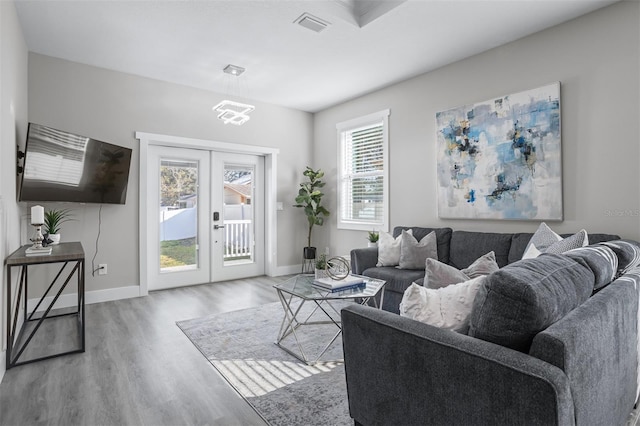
[0, 1, 29, 380]
[313, 1, 640, 257]
[27, 54, 313, 293]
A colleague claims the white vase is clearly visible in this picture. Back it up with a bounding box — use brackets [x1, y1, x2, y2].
[49, 234, 61, 245]
[315, 268, 328, 280]
[367, 242, 378, 248]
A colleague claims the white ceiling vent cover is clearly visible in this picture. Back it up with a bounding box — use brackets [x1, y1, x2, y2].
[294, 13, 330, 33]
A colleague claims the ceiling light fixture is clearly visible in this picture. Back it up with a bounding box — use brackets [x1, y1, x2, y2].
[214, 64, 255, 126]
[223, 64, 245, 76]
[213, 100, 255, 126]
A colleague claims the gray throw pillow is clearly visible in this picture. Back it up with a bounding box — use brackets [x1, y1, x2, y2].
[398, 230, 437, 270]
[424, 258, 469, 289]
[461, 251, 499, 278]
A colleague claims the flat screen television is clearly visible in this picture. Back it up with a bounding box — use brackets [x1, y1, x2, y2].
[19, 123, 132, 205]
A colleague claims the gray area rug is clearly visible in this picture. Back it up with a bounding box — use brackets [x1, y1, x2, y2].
[176, 301, 351, 426]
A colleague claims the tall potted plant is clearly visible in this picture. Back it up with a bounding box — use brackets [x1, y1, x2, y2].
[294, 166, 329, 260]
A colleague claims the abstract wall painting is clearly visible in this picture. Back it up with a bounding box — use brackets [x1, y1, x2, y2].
[436, 82, 562, 220]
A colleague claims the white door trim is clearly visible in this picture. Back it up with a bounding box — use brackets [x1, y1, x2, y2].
[137, 132, 279, 296]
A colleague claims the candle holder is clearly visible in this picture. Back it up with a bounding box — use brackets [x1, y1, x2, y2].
[31, 223, 44, 249]
[26, 223, 52, 256]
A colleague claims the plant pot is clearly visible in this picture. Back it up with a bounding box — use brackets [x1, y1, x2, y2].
[303, 246, 317, 260]
[48, 234, 61, 245]
[315, 268, 328, 280]
[367, 242, 378, 248]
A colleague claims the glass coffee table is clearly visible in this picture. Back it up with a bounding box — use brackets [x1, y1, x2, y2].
[273, 274, 386, 364]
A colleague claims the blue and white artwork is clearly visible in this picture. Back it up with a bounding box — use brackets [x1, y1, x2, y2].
[436, 82, 562, 220]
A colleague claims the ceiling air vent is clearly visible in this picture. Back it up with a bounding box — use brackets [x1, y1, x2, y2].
[294, 13, 330, 33]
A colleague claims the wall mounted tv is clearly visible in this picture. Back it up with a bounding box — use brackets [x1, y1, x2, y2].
[19, 123, 133, 205]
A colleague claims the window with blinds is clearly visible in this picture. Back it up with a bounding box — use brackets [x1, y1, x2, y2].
[337, 109, 389, 232]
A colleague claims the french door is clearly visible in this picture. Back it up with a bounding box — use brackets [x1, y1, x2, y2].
[147, 146, 264, 290]
[212, 152, 264, 281]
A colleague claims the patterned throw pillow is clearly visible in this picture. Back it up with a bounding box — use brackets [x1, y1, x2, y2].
[398, 230, 438, 270]
[400, 277, 486, 333]
[522, 222, 588, 259]
[376, 229, 412, 267]
[564, 245, 618, 291]
[600, 240, 640, 276]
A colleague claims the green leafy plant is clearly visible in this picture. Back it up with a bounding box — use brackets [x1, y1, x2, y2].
[294, 166, 330, 249]
[44, 208, 74, 235]
[315, 253, 328, 270]
[367, 231, 379, 243]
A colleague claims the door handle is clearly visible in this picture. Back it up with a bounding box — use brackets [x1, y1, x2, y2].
[214, 225, 225, 230]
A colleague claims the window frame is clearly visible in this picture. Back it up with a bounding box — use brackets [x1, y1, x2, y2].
[336, 109, 390, 232]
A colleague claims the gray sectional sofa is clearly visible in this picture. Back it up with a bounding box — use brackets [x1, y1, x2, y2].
[344, 226, 640, 425]
[350, 226, 620, 313]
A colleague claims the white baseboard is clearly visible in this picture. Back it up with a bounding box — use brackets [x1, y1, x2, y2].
[0, 351, 5, 383]
[273, 264, 303, 276]
[27, 285, 141, 313]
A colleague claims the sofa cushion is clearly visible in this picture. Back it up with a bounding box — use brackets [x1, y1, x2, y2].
[509, 233, 535, 263]
[363, 266, 425, 295]
[393, 227, 453, 264]
[449, 231, 512, 268]
[468, 254, 595, 352]
[398, 230, 437, 270]
[564, 245, 618, 291]
[399, 277, 485, 333]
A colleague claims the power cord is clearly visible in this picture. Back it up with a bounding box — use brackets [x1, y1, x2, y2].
[91, 204, 103, 277]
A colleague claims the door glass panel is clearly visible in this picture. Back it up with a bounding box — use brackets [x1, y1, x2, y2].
[159, 159, 198, 272]
[223, 164, 254, 265]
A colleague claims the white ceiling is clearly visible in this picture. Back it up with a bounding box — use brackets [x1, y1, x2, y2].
[14, 0, 619, 113]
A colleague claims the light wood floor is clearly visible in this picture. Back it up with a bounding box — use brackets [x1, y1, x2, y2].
[0, 275, 289, 426]
[2, 275, 639, 426]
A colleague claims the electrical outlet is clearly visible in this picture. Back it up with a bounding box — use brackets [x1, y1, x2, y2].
[99, 264, 107, 275]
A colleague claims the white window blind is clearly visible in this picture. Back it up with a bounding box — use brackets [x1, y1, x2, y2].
[337, 109, 389, 232]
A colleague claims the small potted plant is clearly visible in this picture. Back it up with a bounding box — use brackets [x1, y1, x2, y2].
[367, 231, 379, 248]
[315, 253, 328, 279]
[44, 208, 74, 245]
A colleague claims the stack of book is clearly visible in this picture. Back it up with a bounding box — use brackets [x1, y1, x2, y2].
[25, 246, 52, 256]
[313, 275, 366, 293]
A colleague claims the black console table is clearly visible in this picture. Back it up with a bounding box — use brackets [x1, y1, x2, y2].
[5, 242, 85, 369]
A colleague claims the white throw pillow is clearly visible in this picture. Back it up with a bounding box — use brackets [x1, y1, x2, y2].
[399, 276, 486, 333]
[398, 230, 438, 270]
[522, 223, 588, 259]
[377, 229, 412, 267]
